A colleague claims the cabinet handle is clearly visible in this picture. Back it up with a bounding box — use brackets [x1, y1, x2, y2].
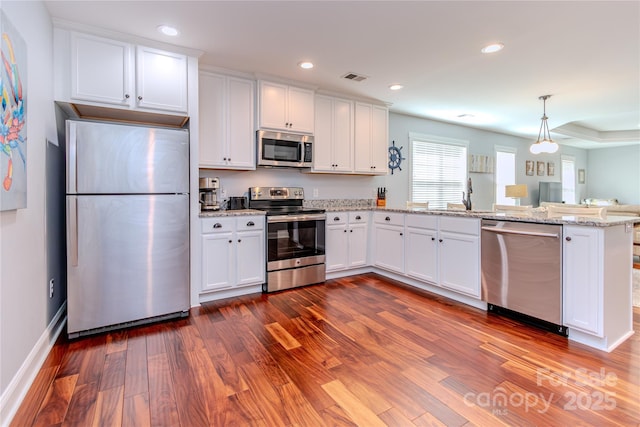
[355, 215, 361, 220]
[213, 223, 222, 229]
[228, 158, 231, 161]
[350, 230, 353, 233]
[238, 239, 242, 243]
[223, 157, 227, 161]
[334, 216, 340, 221]
[137, 96, 143, 101]
[439, 239, 443, 243]
[385, 216, 391, 221]
[247, 221, 255, 226]
[431, 237, 435, 241]
[124, 94, 130, 99]
[565, 236, 572, 241]
[228, 240, 232, 243]
[344, 230, 347, 233]
[400, 232, 403, 236]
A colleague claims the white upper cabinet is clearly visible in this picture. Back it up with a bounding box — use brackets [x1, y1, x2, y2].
[199, 71, 255, 169]
[59, 30, 189, 115]
[354, 102, 389, 175]
[313, 95, 353, 173]
[135, 46, 188, 113]
[258, 81, 314, 133]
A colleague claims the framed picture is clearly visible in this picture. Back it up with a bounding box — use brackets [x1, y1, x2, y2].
[578, 169, 586, 184]
[547, 162, 555, 176]
[526, 160, 534, 176]
[537, 161, 545, 176]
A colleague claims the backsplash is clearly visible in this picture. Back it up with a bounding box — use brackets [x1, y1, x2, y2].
[304, 199, 376, 209]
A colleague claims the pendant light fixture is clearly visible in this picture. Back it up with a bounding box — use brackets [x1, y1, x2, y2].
[530, 95, 559, 154]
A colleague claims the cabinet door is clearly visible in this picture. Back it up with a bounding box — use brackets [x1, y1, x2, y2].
[202, 233, 234, 291]
[348, 222, 368, 268]
[70, 32, 132, 106]
[370, 105, 389, 174]
[259, 81, 288, 130]
[226, 77, 256, 169]
[326, 221, 349, 272]
[438, 231, 480, 297]
[563, 226, 602, 335]
[287, 86, 315, 133]
[199, 72, 226, 167]
[312, 96, 335, 172]
[332, 98, 354, 172]
[405, 227, 438, 283]
[354, 102, 373, 173]
[235, 230, 265, 286]
[135, 46, 188, 113]
[373, 224, 404, 273]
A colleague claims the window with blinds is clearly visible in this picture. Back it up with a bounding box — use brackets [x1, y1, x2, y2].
[410, 134, 468, 210]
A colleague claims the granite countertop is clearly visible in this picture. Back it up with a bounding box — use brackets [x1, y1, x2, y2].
[324, 205, 639, 227]
[199, 209, 266, 218]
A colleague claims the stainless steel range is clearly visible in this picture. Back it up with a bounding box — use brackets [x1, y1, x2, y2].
[248, 187, 326, 292]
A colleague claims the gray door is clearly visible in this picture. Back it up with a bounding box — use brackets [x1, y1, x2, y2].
[67, 194, 189, 334]
[67, 120, 189, 194]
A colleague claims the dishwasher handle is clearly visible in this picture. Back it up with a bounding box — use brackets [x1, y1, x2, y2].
[481, 226, 559, 239]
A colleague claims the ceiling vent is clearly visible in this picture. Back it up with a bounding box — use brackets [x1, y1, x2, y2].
[342, 72, 368, 82]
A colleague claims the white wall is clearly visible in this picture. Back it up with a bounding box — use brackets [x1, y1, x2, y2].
[0, 0, 57, 421]
[383, 112, 588, 209]
[587, 145, 640, 204]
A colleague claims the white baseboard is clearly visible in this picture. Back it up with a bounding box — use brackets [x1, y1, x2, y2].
[0, 302, 67, 427]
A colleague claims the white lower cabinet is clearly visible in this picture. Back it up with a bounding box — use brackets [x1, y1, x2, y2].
[372, 212, 405, 274]
[326, 212, 368, 272]
[563, 225, 602, 335]
[201, 216, 265, 293]
[404, 215, 438, 283]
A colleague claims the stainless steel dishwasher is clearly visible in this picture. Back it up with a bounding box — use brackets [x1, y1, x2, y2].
[481, 219, 565, 334]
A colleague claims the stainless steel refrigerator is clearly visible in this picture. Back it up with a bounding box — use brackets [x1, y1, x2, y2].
[66, 120, 190, 338]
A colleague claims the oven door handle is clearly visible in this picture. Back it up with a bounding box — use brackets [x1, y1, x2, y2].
[268, 213, 326, 223]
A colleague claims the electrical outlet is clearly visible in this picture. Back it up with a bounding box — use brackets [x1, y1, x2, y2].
[313, 188, 319, 198]
[49, 279, 54, 298]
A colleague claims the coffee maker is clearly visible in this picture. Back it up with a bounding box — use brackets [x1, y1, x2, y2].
[199, 177, 220, 211]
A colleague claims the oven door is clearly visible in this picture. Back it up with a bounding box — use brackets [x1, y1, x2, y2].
[266, 213, 326, 270]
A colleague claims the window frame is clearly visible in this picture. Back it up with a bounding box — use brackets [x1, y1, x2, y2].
[408, 132, 469, 209]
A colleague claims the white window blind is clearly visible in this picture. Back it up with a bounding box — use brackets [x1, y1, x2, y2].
[410, 135, 468, 209]
[561, 156, 576, 204]
[495, 148, 516, 206]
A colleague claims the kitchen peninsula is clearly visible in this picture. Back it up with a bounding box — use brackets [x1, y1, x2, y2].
[318, 202, 638, 353]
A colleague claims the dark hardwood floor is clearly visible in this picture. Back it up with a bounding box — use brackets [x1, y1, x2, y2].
[11, 273, 640, 426]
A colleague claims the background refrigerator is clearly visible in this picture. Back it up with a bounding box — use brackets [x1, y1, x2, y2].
[66, 120, 190, 338]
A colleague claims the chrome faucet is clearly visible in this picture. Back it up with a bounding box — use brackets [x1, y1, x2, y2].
[462, 177, 473, 210]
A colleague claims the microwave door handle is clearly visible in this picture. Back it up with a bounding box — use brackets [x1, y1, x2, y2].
[300, 142, 304, 163]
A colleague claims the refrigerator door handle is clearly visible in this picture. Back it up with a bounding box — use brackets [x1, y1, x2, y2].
[68, 197, 78, 267]
[66, 121, 77, 194]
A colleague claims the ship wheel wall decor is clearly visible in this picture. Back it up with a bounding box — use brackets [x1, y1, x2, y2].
[388, 140, 405, 175]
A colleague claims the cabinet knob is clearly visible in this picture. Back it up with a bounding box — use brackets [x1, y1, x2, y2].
[400, 232, 403, 236]
[355, 215, 361, 220]
[247, 221, 255, 226]
[350, 229, 353, 233]
[565, 236, 572, 241]
[137, 96, 143, 101]
[228, 158, 231, 161]
[344, 230, 347, 233]
[334, 216, 340, 221]
[439, 239, 443, 243]
[228, 240, 232, 243]
[238, 239, 241, 243]
[223, 157, 227, 161]
[385, 216, 391, 221]
[124, 94, 130, 99]
[431, 237, 435, 241]
[213, 223, 222, 229]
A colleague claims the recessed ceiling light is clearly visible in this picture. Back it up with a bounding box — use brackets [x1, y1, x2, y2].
[299, 61, 314, 69]
[389, 84, 404, 91]
[157, 25, 179, 36]
[481, 43, 504, 54]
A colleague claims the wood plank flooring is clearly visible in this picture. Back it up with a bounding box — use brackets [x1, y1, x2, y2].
[11, 273, 640, 426]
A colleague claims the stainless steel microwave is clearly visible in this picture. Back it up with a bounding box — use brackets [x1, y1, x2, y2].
[257, 130, 313, 168]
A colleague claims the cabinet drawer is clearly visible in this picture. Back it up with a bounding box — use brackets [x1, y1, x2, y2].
[328, 213, 347, 225]
[405, 214, 438, 230]
[439, 216, 479, 235]
[236, 216, 264, 231]
[349, 212, 368, 224]
[201, 217, 235, 234]
[373, 212, 404, 226]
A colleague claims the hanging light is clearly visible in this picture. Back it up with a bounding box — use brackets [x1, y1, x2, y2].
[530, 95, 559, 154]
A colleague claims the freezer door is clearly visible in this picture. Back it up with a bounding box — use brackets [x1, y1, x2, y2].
[67, 194, 189, 334]
[67, 120, 189, 194]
